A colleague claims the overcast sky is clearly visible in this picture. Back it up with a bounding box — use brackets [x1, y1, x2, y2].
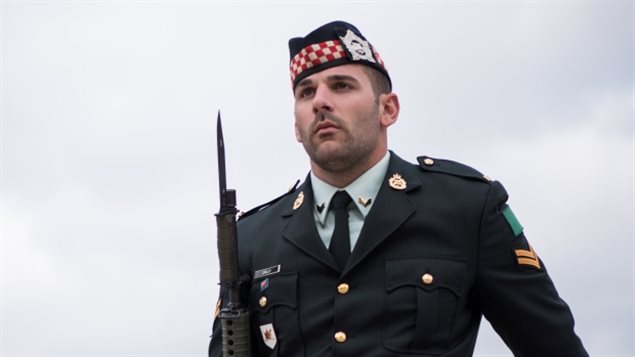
[1, 1, 633, 356]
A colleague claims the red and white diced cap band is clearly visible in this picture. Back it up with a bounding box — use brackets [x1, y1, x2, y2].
[289, 40, 347, 83]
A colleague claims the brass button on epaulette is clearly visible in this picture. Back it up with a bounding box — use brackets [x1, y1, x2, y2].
[423, 158, 434, 166]
[259, 296, 268, 307]
[334, 331, 347, 343]
[422, 273, 434, 285]
[337, 283, 350, 295]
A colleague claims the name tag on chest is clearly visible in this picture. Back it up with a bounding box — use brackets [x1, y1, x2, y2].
[254, 265, 281, 279]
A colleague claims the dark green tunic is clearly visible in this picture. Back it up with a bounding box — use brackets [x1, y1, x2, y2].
[209, 152, 587, 357]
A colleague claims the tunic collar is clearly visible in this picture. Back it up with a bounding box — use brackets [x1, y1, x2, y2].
[311, 152, 390, 225]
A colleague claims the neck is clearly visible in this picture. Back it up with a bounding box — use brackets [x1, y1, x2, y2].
[311, 149, 388, 188]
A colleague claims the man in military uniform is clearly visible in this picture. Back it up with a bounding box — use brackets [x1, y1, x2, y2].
[209, 21, 588, 356]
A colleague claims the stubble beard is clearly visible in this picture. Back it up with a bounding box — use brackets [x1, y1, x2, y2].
[301, 109, 379, 174]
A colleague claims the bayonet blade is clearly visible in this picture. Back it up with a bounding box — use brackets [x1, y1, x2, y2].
[217, 110, 227, 208]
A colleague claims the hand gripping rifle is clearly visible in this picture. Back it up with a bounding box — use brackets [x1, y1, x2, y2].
[215, 112, 251, 357]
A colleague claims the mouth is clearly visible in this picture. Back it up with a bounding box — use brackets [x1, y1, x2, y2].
[313, 111, 343, 134]
[314, 121, 340, 134]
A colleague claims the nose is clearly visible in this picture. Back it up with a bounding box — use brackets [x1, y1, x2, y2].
[312, 85, 333, 114]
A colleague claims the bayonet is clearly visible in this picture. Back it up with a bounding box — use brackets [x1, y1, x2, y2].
[215, 111, 251, 357]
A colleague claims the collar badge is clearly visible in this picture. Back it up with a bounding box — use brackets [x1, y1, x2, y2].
[358, 197, 372, 207]
[339, 29, 376, 63]
[388, 174, 407, 190]
[293, 191, 304, 210]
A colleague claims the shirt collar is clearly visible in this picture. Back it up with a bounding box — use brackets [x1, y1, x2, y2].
[311, 152, 390, 224]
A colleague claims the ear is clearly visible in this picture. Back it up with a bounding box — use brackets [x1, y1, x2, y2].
[379, 92, 400, 128]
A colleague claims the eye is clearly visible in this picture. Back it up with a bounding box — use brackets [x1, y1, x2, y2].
[296, 87, 315, 99]
[333, 82, 353, 91]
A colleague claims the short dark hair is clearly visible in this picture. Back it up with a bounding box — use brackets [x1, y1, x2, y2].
[362, 66, 391, 98]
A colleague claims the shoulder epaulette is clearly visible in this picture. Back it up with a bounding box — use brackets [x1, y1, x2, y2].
[417, 156, 493, 183]
[237, 180, 301, 221]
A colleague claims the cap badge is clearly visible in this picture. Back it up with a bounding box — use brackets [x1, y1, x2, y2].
[339, 29, 376, 63]
[388, 174, 407, 190]
[293, 191, 304, 210]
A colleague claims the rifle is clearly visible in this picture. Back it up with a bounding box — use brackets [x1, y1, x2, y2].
[215, 111, 251, 357]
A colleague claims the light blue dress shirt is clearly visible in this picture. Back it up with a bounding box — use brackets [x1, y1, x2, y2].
[310, 152, 390, 252]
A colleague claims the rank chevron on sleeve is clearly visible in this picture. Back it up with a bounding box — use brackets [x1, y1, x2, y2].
[514, 245, 541, 270]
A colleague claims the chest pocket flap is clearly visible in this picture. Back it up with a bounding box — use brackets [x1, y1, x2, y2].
[385, 257, 465, 296]
[383, 257, 467, 354]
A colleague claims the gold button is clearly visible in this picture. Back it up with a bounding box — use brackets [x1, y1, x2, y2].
[259, 296, 268, 307]
[334, 331, 347, 343]
[422, 273, 434, 285]
[337, 283, 350, 295]
[423, 158, 434, 166]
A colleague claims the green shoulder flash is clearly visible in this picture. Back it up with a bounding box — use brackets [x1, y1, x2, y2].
[502, 206, 524, 237]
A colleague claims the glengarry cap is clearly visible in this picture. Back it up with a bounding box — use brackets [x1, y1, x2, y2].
[288, 21, 391, 90]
